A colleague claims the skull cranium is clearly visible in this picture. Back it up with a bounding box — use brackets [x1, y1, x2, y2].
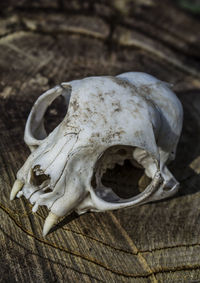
[10, 72, 183, 236]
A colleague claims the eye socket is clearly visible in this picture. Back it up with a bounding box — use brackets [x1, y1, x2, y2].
[25, 85, 72, 148]
[91, 145, 152, 202]
[43, 95, 68, 135]
[101, 159, 145, 199]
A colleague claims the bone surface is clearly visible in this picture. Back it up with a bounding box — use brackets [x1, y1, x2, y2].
[10, 72, 183, 235]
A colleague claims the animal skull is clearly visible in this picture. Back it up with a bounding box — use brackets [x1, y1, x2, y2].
[10, 72, 183, 236]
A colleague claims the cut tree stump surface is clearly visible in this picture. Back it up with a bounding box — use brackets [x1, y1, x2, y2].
[0, 1, 200, 282]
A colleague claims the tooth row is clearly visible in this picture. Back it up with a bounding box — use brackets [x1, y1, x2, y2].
[10, 179, 59, 237]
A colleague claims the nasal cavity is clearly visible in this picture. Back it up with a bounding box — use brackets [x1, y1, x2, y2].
[31, 165, 50, 187]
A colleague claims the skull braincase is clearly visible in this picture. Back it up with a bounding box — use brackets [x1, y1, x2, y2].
[11, 72, 183, 236]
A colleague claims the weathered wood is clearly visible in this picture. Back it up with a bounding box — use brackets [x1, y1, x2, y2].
[0, 1, 200, 282]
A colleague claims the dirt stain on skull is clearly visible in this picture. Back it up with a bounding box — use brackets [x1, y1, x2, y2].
[109, 76, 131, 89]
[86, 107, 92, 114]
[112, 101, 122, 112]
[70, 99, 79, 112]
[139, 85, 152, 96]
[98, 92, 104, 102]
[101, 130, 125, 143]
[134, 130, 143, 139]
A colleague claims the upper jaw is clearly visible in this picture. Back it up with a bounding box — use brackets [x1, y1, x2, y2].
[16, 165, 53, 204]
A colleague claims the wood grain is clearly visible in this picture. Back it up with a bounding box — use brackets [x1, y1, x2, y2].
[0, 1, 200, 282]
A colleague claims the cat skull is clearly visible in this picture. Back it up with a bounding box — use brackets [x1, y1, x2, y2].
[10, 72, 183, 236]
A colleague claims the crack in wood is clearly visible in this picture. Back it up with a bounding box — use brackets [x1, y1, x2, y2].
[0, 203, 150, 278]
[1, 3, 200, 281]
[0, 226, 105, 282]
[1, 203, 200, 279]
[1, 15, 200, 79]
[110, 212, 158, 283]
[3, 201, 200, 257]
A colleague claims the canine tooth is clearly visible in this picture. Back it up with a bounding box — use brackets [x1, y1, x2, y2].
[10, 180, 24, 200]
[43, 212, 59, 237]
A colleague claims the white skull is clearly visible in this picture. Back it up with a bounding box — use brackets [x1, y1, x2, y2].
[10, 72, 183, 236]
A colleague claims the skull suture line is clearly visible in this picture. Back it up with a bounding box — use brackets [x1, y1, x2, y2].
[10, 72, 183, 236]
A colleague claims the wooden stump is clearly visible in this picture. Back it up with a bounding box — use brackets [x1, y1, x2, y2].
[0, 1, 200, 282]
